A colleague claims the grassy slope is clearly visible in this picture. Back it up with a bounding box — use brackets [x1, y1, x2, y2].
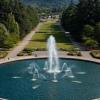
[26, 20, 75, 50]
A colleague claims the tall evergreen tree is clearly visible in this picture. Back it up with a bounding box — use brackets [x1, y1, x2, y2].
[61, 0, 100, 46]
[0, 0, 39, 48]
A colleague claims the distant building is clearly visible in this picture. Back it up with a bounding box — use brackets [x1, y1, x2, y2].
[48, 16, 52, 19]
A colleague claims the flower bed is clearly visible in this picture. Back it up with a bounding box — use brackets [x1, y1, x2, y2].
[90, 50, 100, 59]
[0, 51, 8, 58]
[67, 51, 82, 56]
[17, 48, 33, 56]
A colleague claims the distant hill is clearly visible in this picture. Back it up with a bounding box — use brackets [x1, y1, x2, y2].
[22, 0, 78, 9]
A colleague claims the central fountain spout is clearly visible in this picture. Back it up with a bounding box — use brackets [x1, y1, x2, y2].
[47, 35, 61, 74]
[46, 35, 61, 82]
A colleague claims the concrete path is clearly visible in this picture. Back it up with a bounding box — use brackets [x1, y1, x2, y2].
[5, 24, 41, 59]
[0, 51, 99, 64]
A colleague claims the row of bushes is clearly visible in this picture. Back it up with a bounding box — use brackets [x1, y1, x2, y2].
[17, 49, 100, 59]
[67, 51, 82, 56]
[17, 48, 33, 56]
[90, 50, 100, 59]
[17, 48, 82, 57]
[59, 48, 80, 51]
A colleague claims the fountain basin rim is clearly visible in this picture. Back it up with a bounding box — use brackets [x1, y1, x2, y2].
[0, 56, 100, 65]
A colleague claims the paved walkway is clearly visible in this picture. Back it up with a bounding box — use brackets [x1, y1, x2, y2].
[0, 51, 99, 64]
[5, 23, 41, 59]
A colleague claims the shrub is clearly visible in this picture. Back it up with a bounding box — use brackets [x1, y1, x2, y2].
[23, 48, 33, 53]
[17, 52, 24, 56]
[83, 37, 98, 48]
[0, 51, 8, 58]
[67, 51, 82, 56]
[17, 48, 33, 56]
[83, 25, 94, 37]
[77, 51, 82, 56]
[90, 50, 100, 59]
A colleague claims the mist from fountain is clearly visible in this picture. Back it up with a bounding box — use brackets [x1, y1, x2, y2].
[32, 65, 40, 81]
[63, 67, 75, 78]
[43, 61, 48, 71]
[62, 63, 68, 71]
[28, 63, 40, 81]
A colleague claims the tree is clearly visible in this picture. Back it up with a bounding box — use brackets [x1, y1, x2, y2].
[61, 0, 100, 46]
[0, 0, 39, 48]
[0, 23, 9, 47]
[7, 13, 20, 35]
[61, 4, 77, 32]
[13, 3, 39, 38]
[83, 25, 94, 37]
[84, 37, 98, 48]
[94, 0, 100, 22]
[94, 22, 100, 42]
[77, 0, 96, 25]
[4, 32, 19, 48]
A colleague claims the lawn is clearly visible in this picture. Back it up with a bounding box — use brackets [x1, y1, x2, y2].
[26, 20, 76, 51]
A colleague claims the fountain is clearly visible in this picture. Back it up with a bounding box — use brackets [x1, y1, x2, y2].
[28, 35, 74, 82]
[63, 67, 75, 78]
[47, 35, 60, 74]
[62, 63, 74, 78]
[31, 66, 39, 81]
[28, 63, 40, 81]
[47, 36, 61, 82]
[0, 35, 99, 99]
[43, 61, 48, 70]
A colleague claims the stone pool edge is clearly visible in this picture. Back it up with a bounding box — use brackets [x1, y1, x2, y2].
[0, 55, 100, 64]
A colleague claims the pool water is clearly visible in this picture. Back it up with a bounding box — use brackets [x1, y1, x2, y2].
[0, 59, 100, 100]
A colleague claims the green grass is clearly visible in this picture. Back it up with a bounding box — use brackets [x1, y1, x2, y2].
[26, 20, 76, 51]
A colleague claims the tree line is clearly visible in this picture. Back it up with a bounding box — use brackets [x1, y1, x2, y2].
[0, 0, 39, 48]
[61, 0, 100, 48]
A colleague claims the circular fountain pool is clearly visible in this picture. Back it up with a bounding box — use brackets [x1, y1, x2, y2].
[0, 59, 100, 100]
